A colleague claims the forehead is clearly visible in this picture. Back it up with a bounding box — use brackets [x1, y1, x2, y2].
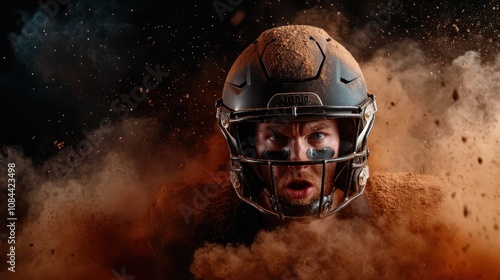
[256, 119, 338, 132]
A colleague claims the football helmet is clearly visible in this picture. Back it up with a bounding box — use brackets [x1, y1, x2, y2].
[216, 25, 377, 220]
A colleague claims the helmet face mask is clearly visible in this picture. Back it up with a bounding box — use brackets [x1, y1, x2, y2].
[216, 25, 377, 220]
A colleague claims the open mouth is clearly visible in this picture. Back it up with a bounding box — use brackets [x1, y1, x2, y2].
[285, 179, 315, 199]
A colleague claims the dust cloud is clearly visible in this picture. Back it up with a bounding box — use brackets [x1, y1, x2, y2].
[0, 119, 226, 279]
[1, 11, 500, 280]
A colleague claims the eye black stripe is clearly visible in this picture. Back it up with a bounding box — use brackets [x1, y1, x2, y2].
[307, 147, 334, 159]
[262, 149, 290, 160]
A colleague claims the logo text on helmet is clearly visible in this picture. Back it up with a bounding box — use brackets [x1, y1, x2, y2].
[267, 92, 323, 108]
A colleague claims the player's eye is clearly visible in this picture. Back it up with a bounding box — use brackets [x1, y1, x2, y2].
[310, 132, 325, 140]
[269, 133, 288, 142]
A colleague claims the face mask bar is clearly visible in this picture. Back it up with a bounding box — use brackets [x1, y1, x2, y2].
[229, 150, 369, 220]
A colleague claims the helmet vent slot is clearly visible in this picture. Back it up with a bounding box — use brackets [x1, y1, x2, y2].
[340, 77, 358, 84]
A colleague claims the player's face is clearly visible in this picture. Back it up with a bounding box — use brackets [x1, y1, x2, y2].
[254, 119, 340, 206]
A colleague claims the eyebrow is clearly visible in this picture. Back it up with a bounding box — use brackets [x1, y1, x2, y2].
[258, 125, 284, 134]
[257, 121, 331, 134]
[306, 122, 329, 132]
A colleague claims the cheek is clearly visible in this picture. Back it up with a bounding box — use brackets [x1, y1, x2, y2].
[258, 165, 269, 179]
[255, 144, 268, 158]
[327, 162, 337, 174]
[254, 138, 266, 157]
[326, 136, 340, 157]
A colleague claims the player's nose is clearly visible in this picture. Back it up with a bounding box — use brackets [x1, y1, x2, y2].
[288, 139, 309, 170]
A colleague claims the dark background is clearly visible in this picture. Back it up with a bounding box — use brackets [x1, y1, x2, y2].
[1, 0, 498, 165]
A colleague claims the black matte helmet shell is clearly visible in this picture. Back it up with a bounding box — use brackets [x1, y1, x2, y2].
[222, 25, 368, 110]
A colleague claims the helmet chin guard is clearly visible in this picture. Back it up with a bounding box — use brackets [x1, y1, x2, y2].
[230, 158, 370, 220]
[216, 25, 377, 220]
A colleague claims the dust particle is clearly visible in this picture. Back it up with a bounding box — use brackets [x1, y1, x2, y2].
[478, 157, 483, 164]
[461, 136, 467, 143]
[451, 192, 456, 198]
[435, 119, 440, 126]
[462, 244, 470, 253]
[463, 205, 470, 217]
[452, 88, 459, 101]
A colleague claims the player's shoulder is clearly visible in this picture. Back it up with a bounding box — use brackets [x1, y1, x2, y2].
[365, 171, 448, 229]
[367, 171, 445, 198]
